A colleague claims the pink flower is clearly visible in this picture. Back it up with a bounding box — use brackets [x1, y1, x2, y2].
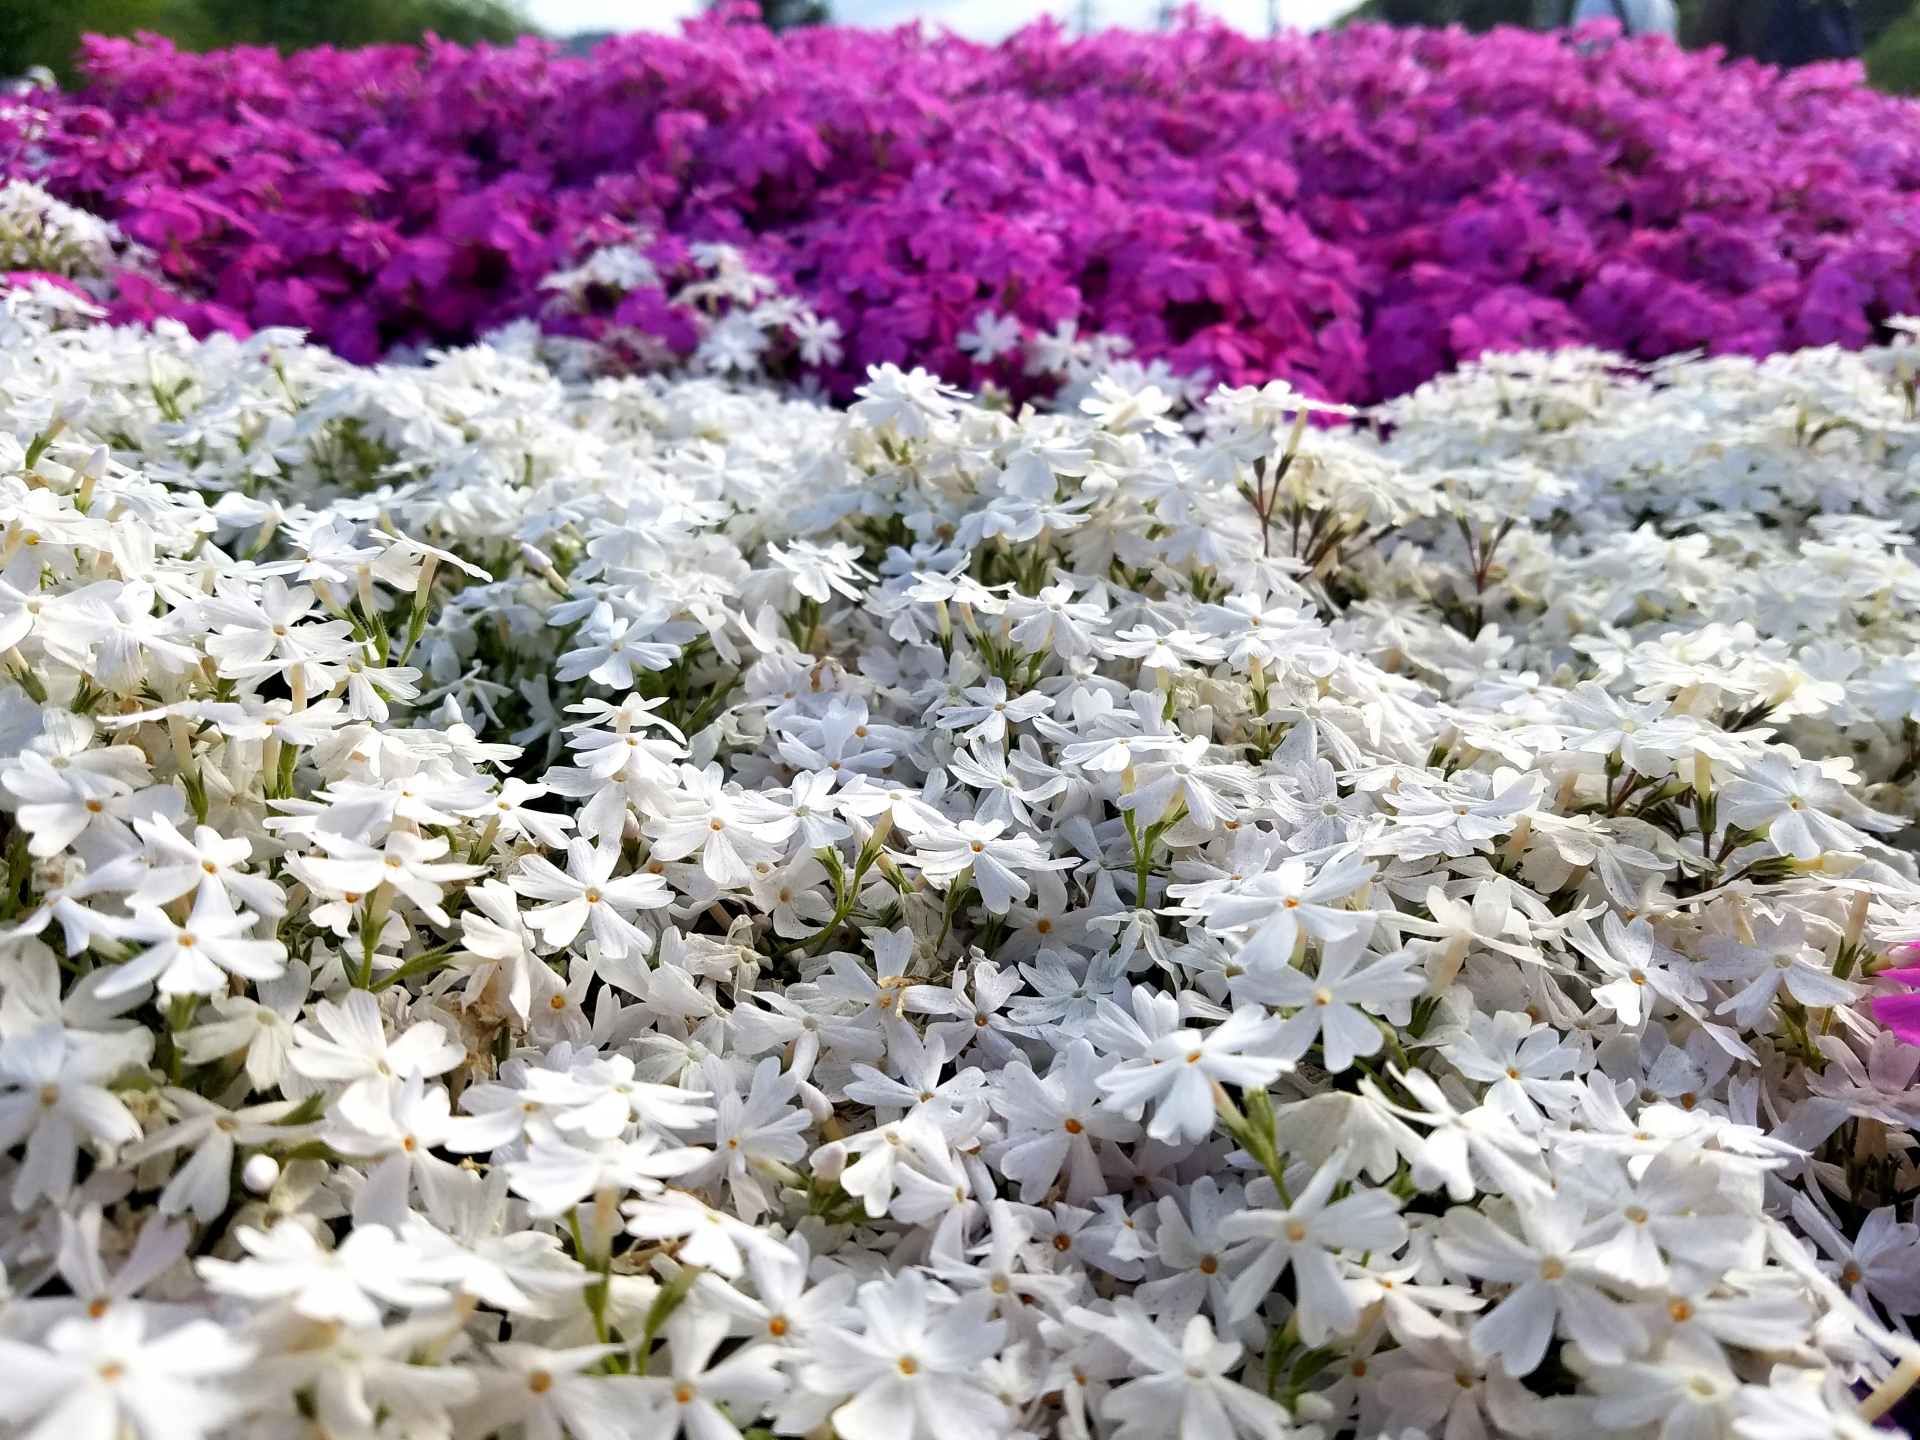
[1871, 961, 1920, 1044]
[9, 18, 1918, 401]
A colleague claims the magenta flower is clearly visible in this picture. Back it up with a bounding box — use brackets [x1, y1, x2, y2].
[1871, 960, 1920, 1044]
[6, 15, 1920, 401]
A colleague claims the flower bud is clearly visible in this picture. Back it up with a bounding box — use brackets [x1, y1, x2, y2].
[242, 1154, 280, 1195]
[810, 1141, 847, 1185]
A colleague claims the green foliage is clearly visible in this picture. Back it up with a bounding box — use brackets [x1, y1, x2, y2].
[0, 0, 533, 83]
[1, 0, 185, 83]
[1868, 0, 1920, 90]
[192, 0, 530, 50]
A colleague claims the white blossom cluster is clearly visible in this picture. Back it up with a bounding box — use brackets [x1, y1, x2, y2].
[532, 240, 846, 383]
[954, 308, 1182, 390]
[7, 259, 1920, 1440]
[1366, 340, 1920, 790]
[0, 178, 139, 304]
[529, 246, 1200, 414]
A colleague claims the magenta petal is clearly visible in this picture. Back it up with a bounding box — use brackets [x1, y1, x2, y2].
[1871, 991, 1920, 1045]
[7, 24, 1918, 400]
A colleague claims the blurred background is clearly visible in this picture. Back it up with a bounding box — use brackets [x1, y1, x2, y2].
[4, 0, 1919, 93]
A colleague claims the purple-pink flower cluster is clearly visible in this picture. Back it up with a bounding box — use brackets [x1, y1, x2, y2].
[11, 9, 1920, 400]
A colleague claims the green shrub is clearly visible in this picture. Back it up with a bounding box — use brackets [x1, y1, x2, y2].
[1868, 0, 1920, 90]
[0, 0, 531, 83]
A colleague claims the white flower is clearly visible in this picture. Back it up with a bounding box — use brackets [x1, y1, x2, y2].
[1718, 754, 1873, 859]
[127, 815, 285, 916]
[791, 311, 844, 366]
[1068, 1301, 1293, 1440]
[1790, 1193, 1920, 1316]
[769, 538, 874, 602]
[512, 838, 673, 959]
[477, 1342, 655, 1440]
[1217, 1145, 1406, 1337]
[290, 829, 485, 929]
[6, 234, 1920, 1438]
[1080, 375, 1181, 437]
[453, 878, 551, 1024]
[288, 988, 465, 1100]
[622, 1191, 780, 1278]
[1133, 1177, 1259, 1323]
[518, 1049, 714, 1140]
[1439, 1009, 1582, 1124]
[937, 677, 1052, 745]
[910, 818, 1066, 914]
[1121, 736, 1252, 831]
[802, 1269, 1010, 1440]
[2, 746, 141, 857]
[1436, 1194, 1647, 1376]
[556, 607, 698, 689]
[1186, 852, 1376, 969]
[1373, 1330, 1532, 1440]
[1700, 910, 1859, 1029]
[0, 1308, 251, 1440]
[101, 894, 287, 999]
[988, 1039, 1139, 1204]
[1231, 930, 1424, 1073]
[1094, 1001, 1287, 1144]
[505, 1131, 709, 1216]
[1368, 1067, 1548, 1203]
[636, 1306, 787, 1438]
[0, 1022, 144, 1207]
[123, 1089, 304, 1222]
[196, 1221, 461, 1326]
[1581, 912, 1701, 1027]
[957, 311, 1023, 365]
[1733, 1375, 1885, 1440]
[699, 1056, 812, 1221]
[837, 1112, 952, 1220]
[852, 364, 967, 441]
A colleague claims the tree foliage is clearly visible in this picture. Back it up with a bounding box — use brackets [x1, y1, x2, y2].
[1868, 0, 1920, 89]
[0, 0, 532, 82]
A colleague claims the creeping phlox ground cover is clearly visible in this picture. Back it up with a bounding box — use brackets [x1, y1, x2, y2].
[15, 13, 1920, 402]
[6, 179, 1920, 1440]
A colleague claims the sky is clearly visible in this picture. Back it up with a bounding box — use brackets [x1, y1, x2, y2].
[522, 0, 1352, 44]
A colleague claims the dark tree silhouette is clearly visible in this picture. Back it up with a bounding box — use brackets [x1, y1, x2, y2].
[738, 0, 831, 31]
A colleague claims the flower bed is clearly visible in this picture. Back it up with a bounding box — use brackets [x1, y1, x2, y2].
[2, 159, 1920, 1431]
[12, 13, 1920, 401]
